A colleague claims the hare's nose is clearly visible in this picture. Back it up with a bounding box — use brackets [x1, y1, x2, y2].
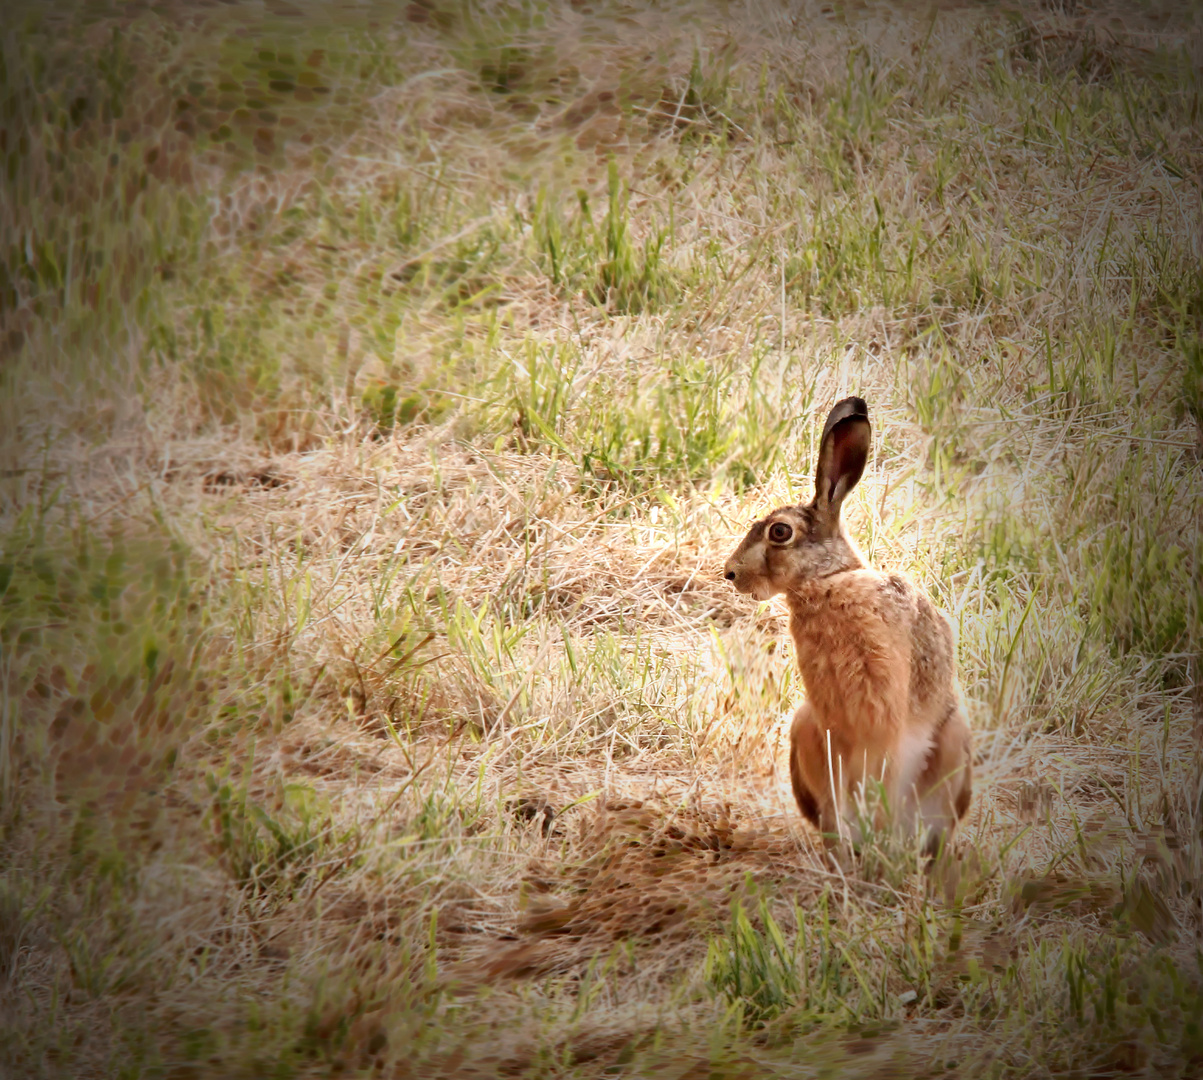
[724, 570, 735, 581]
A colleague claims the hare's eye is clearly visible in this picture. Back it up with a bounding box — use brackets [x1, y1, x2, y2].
[768, 521, 793, 544]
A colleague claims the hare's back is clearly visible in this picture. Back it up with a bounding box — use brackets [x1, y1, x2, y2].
[889, 575, 957, 715]
[832, 570, 956, 714]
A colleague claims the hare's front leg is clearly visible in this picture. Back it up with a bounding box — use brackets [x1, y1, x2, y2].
[789, 702, 841, 844]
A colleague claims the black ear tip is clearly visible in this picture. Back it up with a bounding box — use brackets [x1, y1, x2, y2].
[822, 396, 871, 441]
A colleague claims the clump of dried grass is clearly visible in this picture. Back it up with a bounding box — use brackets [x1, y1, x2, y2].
[3, 0, 1203, 1075]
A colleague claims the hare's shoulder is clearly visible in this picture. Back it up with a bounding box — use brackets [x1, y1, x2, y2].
[832, 571, 952, 636]
[827, 568, 919, 615]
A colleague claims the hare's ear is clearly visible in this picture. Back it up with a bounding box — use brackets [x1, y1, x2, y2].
[814, 396, 871, 519]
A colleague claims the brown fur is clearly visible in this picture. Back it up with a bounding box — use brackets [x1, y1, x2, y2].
[724, 397, 972, 854]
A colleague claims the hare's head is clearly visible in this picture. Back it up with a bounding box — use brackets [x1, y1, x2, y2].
[724, 397, 871, 600]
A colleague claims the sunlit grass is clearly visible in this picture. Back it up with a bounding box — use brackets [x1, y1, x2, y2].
[2, 0, 1202, 1075]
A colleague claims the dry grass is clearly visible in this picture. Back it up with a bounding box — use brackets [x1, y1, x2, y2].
[2, 0, 1202, 1075]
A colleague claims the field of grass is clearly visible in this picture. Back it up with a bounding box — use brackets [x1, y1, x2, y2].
[2, 0, 1202, 1075]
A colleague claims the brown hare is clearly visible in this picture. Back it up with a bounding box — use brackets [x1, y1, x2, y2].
[723, 396, 972, 855]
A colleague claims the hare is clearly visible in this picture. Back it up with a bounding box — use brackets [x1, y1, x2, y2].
[723, 396, 971, 855]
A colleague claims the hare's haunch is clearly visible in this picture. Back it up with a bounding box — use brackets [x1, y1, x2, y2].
[723, 397, 971, 854]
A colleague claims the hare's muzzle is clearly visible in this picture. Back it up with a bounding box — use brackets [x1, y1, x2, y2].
[724, 547, 777, 600]
[722, 556, 753, 595]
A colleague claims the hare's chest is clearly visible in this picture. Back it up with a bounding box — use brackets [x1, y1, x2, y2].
[788, 603, 879, 677]
[787, 598, 907, 717]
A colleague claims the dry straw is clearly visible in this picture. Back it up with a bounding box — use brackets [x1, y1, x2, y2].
[1, 0, 1201, 1075]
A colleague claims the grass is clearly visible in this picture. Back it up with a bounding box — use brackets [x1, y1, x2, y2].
[2, 0, 1202, 1075]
